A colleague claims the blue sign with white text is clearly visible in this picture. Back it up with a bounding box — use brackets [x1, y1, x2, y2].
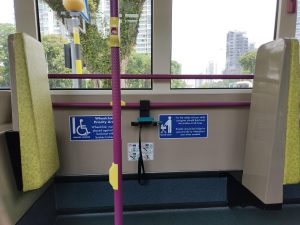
[159, 114, 208, 139]
[70, 115, 113, 141]
[81, 0, 90, 22]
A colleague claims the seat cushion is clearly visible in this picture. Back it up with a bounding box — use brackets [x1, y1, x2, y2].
[10, 33, 59, 191]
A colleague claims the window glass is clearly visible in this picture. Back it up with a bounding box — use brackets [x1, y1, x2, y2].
[171, 0, 277, 89]
[0, 0, 16, 89]
[38, 0, 152, 89]
[296, 0, 300, 40]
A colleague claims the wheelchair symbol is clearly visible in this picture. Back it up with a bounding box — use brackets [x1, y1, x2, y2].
[75, 119, 90, 136]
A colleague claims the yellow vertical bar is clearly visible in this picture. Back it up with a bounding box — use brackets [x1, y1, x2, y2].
[73, 26, 82, 74]
[76, 60, 83, 74]
[73, 27, 80, 45]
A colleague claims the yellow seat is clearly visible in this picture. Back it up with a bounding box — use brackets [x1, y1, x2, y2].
[283, 39, 300, 184]
[8, 33, 59, 192]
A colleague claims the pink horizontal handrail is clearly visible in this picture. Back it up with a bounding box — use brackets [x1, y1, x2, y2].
[52, 101, 251, 109]
[48, 74, 254, 80]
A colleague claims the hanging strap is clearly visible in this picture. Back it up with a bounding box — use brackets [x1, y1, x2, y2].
[138, 125, 146, 184]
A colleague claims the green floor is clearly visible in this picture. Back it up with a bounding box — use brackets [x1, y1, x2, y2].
[55, 205, 300, 225]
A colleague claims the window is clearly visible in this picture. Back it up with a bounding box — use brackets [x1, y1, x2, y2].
[171, 0, 277, 89]
[0, 0, 16, 89]
[38, 0, 152, 89]
[296, 0, 300, 40]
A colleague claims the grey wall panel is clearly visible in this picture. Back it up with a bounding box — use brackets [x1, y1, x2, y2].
[52, 93, 250, 176]
[276, 0, 297, 38]
[0, 134, 47, 225]
[0, 91, 12, 126]
[0, 91, 47, 225]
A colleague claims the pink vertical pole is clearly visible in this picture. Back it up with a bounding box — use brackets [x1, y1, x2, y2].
[110, 0, 123, 225]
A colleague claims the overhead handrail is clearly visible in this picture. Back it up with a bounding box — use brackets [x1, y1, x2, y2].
[52, 101, 251, 109]
[48, 74, 254, 80]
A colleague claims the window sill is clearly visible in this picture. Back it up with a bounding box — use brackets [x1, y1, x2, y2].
[50, 88, 252, 96]
[0, 123, 12, 134]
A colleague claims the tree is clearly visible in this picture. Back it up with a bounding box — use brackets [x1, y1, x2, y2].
[119, 0, 146, 72]
[80, 18, 112, 88]
[124, 51, 151, 88]
[0, 24, 72, 89]
[171, 79, 187, 89]
[44, 0, 147, 74]
[42, 35, 72, 88]
[43, 0, 148, 89]
[170, 60, 186, 88]
[239, 51, 257, 74]
[126, 52, 151, 74]
[0, 23, 15, 88]
[171, 60, 182, 74]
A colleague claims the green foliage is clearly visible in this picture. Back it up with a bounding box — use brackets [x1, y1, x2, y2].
[126, 52, 151, 74]
[43, 0, 64, 13]
[171, 79, 187, 89]
[0, 24, 72, 89]
[44, 0, 146, 66]
[170, 60, 186, 88]
[171, 60, 182, 74]
[81, 22, 112, 88]
[239, 51, 257, 74]
[80, 0, 112, 88]
[120, 0, 146, 67]
[42, 35, 73, 88]
[0, 23, 15, 88]
[43, 0, 147, 89]
[124, 51, 151, 88]
[42, 35, 70, 73]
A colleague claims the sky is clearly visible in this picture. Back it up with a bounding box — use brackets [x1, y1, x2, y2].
[172, 0, 277, 74]
[0, 0, 15, 24]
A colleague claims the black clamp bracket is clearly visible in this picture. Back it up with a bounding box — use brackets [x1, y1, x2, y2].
[131, 100, 159, 185]
[131, 100, 159, 127]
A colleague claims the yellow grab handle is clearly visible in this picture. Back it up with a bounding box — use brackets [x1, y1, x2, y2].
[109, 163, 118, 190]
[110, 17, 120, 47]
[110, 101, 126, 107]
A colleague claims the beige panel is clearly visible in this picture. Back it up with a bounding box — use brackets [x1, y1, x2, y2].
[8, 35, 19, 131]
[53, 93, 250, 176]
[0, 134, 47, 225]
[242, 39, 288, 204]
[152, 0, 172, 91]
[153, 0, 172, 74]
[0, 91, 45, 224]
[14, 0, 39, 39]
[276, 0, 297, 38]
[0, 91, 12, 127]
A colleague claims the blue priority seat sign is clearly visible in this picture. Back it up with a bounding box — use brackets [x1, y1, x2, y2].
[159, 114, 208, 139]
[70, 115, 113, 141]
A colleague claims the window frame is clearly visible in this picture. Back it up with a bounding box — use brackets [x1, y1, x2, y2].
[35, 0, 154, 91]
[0, 0, 294, 92]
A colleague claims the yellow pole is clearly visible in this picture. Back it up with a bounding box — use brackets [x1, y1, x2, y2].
[73, 26, 83, 74]
[63, 0, 84, 75]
